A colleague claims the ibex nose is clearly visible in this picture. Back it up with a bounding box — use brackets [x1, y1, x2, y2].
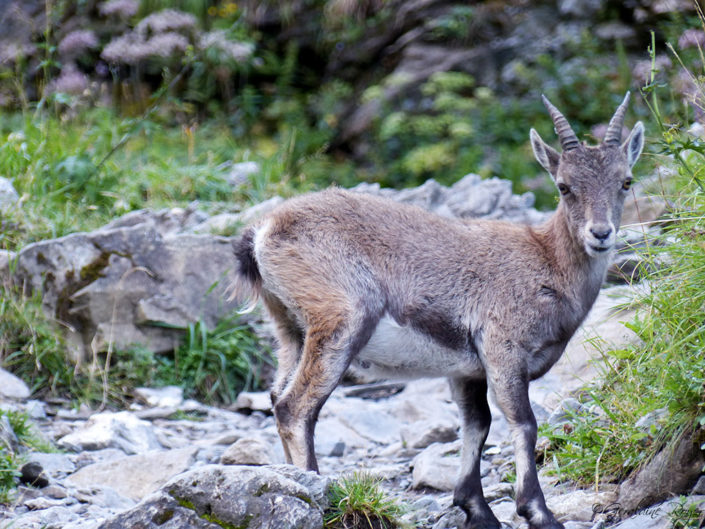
[590, 226, 612, 241]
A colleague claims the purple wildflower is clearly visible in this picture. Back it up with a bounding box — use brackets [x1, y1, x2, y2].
[631, 56, 671, 85]
[99, 0, 139, 18]
[58, 30, 98, 57]
[678, 29, 705, 50]
[136, 9, 197, 38]
[46, 63, 89, 95]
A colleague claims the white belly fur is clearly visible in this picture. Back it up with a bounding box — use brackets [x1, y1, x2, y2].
[355, 315, 484, 379]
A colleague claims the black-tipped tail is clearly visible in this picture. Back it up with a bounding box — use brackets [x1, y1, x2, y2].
[234, 227, 261, 285]
[231, 227, 262, 311]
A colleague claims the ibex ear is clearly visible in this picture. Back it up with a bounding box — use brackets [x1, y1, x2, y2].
[530, 128, 561, 178]
[622, 121, 644, 168]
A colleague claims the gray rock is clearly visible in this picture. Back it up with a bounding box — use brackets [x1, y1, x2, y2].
[73, 485, 136, 510]
[692, 475, 705, 495]
[432, 506, 466, 529]
[484, 482, 514, 502]
[411, 441, 461, 491]
[334, 399, 402, 445]
[401, 419, 458, 449]
[0, 414, 19, 451]
[134, 386, 183, 408]
[24, 496, 69, 510]
[98, 464, 328, 529]
[225, 161, 261, 187]
[546, 489, 617, 522]
[0, 367, 31, 399]
[618, 429, 705, 512]
[65, 447, 197, 502]
[58, 411, 162, 454]
[27, 453, 76, 477]
[13, 208, 241, 357]
[350, 173, 548, 226]
[634, 407, 669, 432]
[190, 212, 241, 234]
[233, 390, 272, 413]
[547, 397, 584, 426]
[0, 176, 19, 211]
[220, 438, 273, 466]
[24, 399, 47, 420]
[235, 196, 285, 225]
[313, 415, 370, 456]
[595, 22, 637, 41]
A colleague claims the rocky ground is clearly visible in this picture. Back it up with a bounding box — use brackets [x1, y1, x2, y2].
[0, 281, 703, 529]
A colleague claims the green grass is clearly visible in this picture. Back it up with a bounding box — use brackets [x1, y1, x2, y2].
[324, 473, 406, 529]
[539, 43, 705, 485]
[0, 409, 56, 503]
[164, 316, 273, 404]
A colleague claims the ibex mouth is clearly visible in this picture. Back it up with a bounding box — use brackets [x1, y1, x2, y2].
[587, 244, 612, 256]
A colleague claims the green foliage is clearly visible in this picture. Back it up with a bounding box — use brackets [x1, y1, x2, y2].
[0, 409, 56, 503]
[169, 317, 273, 404]
[0, 452, 20, 504]
[539, 43, 705, 485]
[364, 71, 556, 204]
[325, 473, 406, 529]
[0, 283, 76, 396]
[0, 409, 55, 454]
[670, 496, 703, 529]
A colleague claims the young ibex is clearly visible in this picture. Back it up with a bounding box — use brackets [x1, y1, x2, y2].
[233, 94, 644, 529]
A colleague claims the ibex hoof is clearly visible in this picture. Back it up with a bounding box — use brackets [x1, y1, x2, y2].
[463, 517, 501, 529]
[529, 520, 565, 529]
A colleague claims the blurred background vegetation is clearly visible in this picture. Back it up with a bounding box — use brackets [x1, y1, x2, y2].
[0, 0, 702, 254]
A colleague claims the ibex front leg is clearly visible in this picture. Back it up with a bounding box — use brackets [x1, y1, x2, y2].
[449, 377, 501, 529]
[486, 343, 564, 529]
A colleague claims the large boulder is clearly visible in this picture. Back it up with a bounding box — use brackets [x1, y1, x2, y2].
[98, 464, 329, 529]
[13, 207, 240, 357]
[617, 428, 705, 512]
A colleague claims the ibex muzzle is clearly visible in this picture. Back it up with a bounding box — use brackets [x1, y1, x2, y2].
[233, 94, 644, 529]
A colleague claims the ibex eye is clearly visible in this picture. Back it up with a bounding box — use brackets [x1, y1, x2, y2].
[557, 183, 570, 195]
[622, 178, 632, 190]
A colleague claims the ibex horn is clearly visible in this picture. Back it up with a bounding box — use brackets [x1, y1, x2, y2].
[542, 95, 580, 152]
[604, 91, 631, 146]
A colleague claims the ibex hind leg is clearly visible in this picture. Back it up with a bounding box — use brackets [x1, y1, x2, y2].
[272, 308, 379, 471]
[262, 292, 304, 409]
[449, 377, 501, 529]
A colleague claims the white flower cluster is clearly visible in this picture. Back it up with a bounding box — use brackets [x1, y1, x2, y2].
[136, 9, 197, 38]
[199, 30, 253, 63]
[101, 9, 195, 64]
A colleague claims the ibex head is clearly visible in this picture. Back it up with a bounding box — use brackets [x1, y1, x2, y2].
[530, 93, 644, 258]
